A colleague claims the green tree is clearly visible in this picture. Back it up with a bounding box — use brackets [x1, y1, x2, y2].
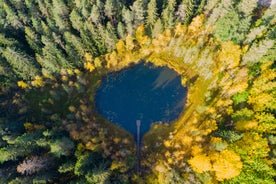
[90, 5, 101, 24]
[161, 0, 176, 29]
[49, 137, 75, 157]
[242, 39, 275, 66]
[152, 18, 163, 38]
[0, 47, 39, 80]
[2, 2, 23, 29]
[25, 26, 42, 53]
[214, 9, 251, 44]
[122, 7, 134, 35]
[51, 0, 69, 32]
[237, 0, 258, 17]
[131, 0, 145, 27]
[85, 162, 110, 184]
[70, 9, 83, 31]
[175, 0, 195, 24]
[146, 0, 158, 30]
[117, 21, 126, 38]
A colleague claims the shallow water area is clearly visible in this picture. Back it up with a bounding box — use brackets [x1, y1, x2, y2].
[95, 62, 188, 137]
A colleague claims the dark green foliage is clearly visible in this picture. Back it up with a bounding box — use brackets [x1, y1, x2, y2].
[216, 130, 243, 143]
[49, 137, 75, 157]
[85, 162, 111, 184]
[58, 160, 75, 173]
[74, 151, 104, 176]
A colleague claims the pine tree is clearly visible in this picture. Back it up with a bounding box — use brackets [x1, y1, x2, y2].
[152, 18, 163, 38]
[131, 0, 145, 27]
[2, 2, 23, 29]
[90, 5, 101, 24]
[122, 7, 134, 35]
[17, 156, 48, 175]
[175, 0, 195, 25]
[1, 47, 39, 80]
[25, 26, 42, 53]
[70, 9, 83, 31]
[51, 0, 69, 32]
[237, 0, 258, 17]
[146, 0, 158, 30]
[104, 0, 118, 24]
[161, 0, 176, 29]
[242, 39, 274, 65]
[117, 21, 126, 38]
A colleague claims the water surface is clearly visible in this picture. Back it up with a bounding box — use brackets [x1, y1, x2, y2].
[95, 63, 187, 137]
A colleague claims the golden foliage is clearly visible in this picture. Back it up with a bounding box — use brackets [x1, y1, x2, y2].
[174, 23, 187, 36]
[164, 140, 171, 148]
[31, 75, 44, 87]
[17, 81, 28, 89]
[188, 14, 204, 33]
[24, 122, 45, 132]
[116, 40, 125, 55]
[67, 69, 74, 75]
[188, 154, 212, 173]
[84, 52, 93, 62]
[61, 75, 68, 82]
[135, 25, 149, 45]
[84, 62, 95, 72]
[191, 145, 203, 156]
[235, 120, 258, 131]
[218, 41, 241, 71]
[68, 106, 76, 112]
[235, 132, 270, 158]
[125, 35, 135, 51]
[211, 150, 242, 181]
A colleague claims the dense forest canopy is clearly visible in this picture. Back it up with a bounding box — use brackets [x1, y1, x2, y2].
[0, 0, 275, 183]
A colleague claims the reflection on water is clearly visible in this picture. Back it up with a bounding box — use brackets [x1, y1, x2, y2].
[95, 62, 188, 137]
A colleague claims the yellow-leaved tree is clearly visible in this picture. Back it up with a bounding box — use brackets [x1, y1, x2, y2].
[211, 149, 242, 181]
[217, 41, 241, 71]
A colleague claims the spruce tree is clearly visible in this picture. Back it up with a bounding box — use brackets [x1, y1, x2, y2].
[146, 0, 158, 30]
[161, 0, 176, 29]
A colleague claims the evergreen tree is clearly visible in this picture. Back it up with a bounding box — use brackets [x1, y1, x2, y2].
[214, 9, 251, 44]
[2, 2, 23, 29]
[25, 26, 42, 54]
[131, 0, 145, 27]
[51, 0, 69, 32]
[117, 21, 126, 38]
[70, 9, 83, 31]
[152, 18, 163, 38]
[175, 0, 195, 24]
[161, 0, 176, 29]
[0, 47, 39, 80]
[242, 39, 274, 65]
[146, 0, 158, 30]
[122, 7, 134, 35]
[90, 5, 101, 24]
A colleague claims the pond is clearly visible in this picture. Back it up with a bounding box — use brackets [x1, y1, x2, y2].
[95, 62, 188, 138]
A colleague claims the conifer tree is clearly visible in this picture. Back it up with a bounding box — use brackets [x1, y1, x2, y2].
[1, 47, 39, 80]
[152, 18, 164, 38]
[146, 0, 158, 30]
[131, 0, 145, 27]
[161, 0, 176, 29]
[122, 7, 134, 35]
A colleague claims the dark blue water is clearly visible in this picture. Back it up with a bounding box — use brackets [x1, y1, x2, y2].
[95, 63, 187, 137]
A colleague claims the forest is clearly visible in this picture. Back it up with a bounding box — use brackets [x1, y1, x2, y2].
[0, 0, 275, 183]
